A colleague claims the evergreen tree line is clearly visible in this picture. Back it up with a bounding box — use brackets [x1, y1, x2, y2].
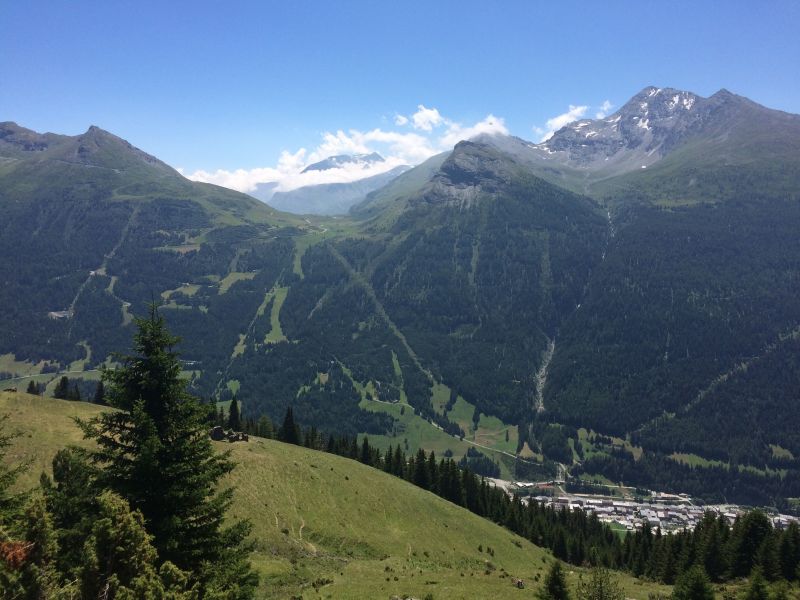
[261, 404, 800, 591]
[28, 377, 107, 405]
[1, 308, 256, 598]
[621, 512, 800, 586]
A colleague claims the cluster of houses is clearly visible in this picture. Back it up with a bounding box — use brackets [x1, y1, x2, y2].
[521, 490, 799, 532]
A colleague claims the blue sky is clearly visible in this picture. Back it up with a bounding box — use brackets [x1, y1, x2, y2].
[2, 1, 799, 191]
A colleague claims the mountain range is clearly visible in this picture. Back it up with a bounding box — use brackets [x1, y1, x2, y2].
[2, 85, 800, 507]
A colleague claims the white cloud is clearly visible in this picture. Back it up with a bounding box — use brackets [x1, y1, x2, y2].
[596, 100, 614, 119]
[440, 114, 508, 148]
[410, 104, 445, 131]
[184, 106, 508, 194]
[534, 104, 588, 142]
[180, 166, 283, 195]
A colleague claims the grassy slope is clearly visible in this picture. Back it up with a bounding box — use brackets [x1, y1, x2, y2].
[0, 392, 669, 599]
[0, 392, 105, 489]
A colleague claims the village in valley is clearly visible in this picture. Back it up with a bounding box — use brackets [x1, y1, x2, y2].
[490, 478, 800, 533]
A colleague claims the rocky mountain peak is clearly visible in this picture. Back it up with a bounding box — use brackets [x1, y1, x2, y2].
[537, 86, 710, 169]
[618, 86, 699, 119]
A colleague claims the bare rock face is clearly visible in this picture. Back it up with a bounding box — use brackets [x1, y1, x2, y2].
[410, 141, 519, 210]
[544, 87, 704, 164]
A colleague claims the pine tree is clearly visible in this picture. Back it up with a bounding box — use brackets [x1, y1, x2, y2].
[304, 426, 319, 449]
[552, 529, 569, 561]
[78, 306, 256, 595]
[14, 492, 61, 599]
[40, 447, 97, 580]
[93, 380, 106, 405]
[67, 383, 81, 401]
[427, 450, 438, 494]
[576, 567, 624, 600]
[413, 448, 429, 490]
[538, 560, 570, 600]
[756, 533, 781, 581]
[727, 511, 773, 578]
[278, 406, 300, 445]
[671, 566, 714, 600]
[360, 436, 371, 465]
[778, 522, 799, 581]
[79, 491, 196, 599]
[742, 568, 770, 600]
[256, 415, 273, 439]
[25, 380, 38, 395]
[53, 376, 69, 400]
[227, 397, 241, 431]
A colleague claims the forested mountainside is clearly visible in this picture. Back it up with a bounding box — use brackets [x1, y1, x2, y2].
[2, 86, 800, 507]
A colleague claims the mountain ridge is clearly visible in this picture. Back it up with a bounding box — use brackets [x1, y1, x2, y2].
[2, 85, 800, 507]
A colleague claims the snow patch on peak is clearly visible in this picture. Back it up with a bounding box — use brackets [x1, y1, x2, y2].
[668, 94, 680, 110]
[683, 96, 695, 110]
[637, 118, 650, 130]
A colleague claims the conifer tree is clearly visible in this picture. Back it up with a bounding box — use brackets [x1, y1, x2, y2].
[671, 566, 714, 600]
[93, 380, 106, 405]
[727, 511, 773, 578]
[778, 522, 799, 581]
[67, 382, 81, 401]
[427, 450, 438, 493]
[256, 415, 273, 439]
[40, 447, 97, 580]
[14, 493, 61, 599]
[742, 568, 769, 600]
[360, 436, 371, 465]
[79, 491, 196, 599]
[25, 380, 38, 395]
[576, 567, 624, 600]
[278, 406, 300, 445]
[227, 397, 241, 431]
[53, 376, 69, 400]
[538, 560, 570, 600]
[413, 448, 429, 490]
[79, 305, 256, 596]
[384, 445, 394, 473]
